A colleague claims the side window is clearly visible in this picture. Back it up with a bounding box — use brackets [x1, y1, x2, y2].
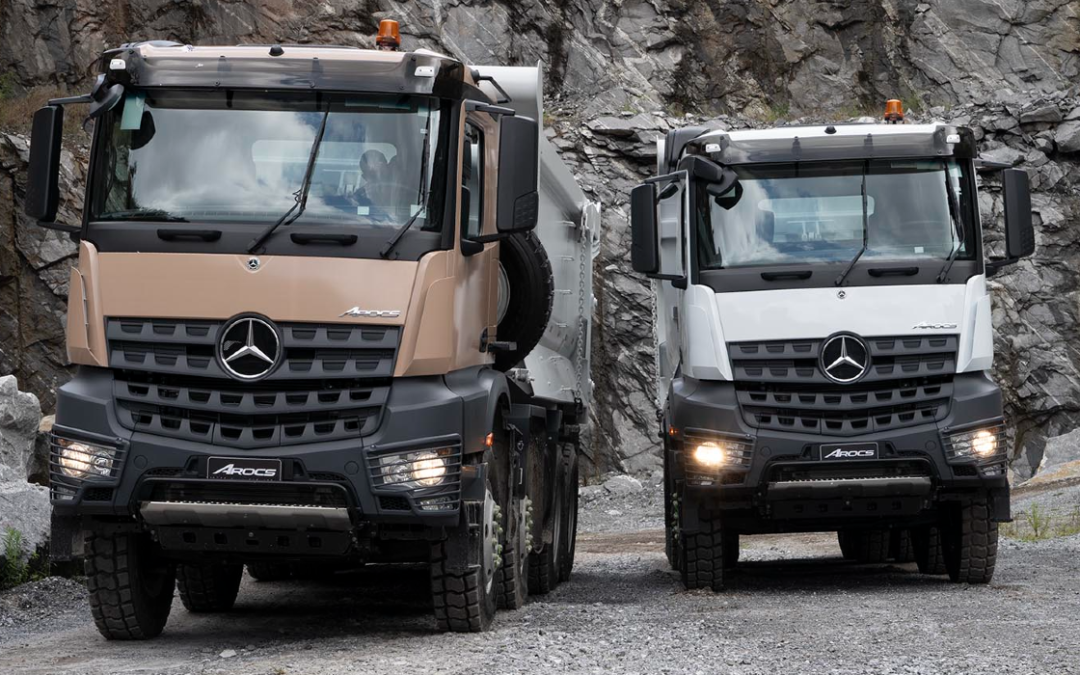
[462, 123, 484, 238]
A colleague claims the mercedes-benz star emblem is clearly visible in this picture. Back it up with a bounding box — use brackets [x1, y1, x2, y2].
[820, 333, 870, 384]
[218, 316, 281, 380]
[247, 257, 261, 271]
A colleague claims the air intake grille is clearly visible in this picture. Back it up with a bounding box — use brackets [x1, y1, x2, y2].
[106, 317, 399, 449]
[729, 335, 957, 437]
[106, 318, 400, 381]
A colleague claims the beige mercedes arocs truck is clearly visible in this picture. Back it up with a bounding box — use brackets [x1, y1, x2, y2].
[24, 24, 599, 637]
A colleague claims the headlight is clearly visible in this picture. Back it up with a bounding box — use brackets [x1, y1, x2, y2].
[55, 438, 118, 480]
[693, 442, 726, 467]
[375, 448, 453, 489]
[410, 451, 448, 487]
[944, 425, 1005, 462]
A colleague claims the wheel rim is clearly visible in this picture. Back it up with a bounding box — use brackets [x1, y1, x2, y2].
[483, 486, 497, 595]
[496, 262, 510, 324]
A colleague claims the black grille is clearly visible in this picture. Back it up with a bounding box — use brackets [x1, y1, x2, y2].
[145, 480, 350, 508]
[106, 318, 400, 381]
[729, 335, 957, 436]
[114, 377, 388, 449]
[106, 317, 399, 449]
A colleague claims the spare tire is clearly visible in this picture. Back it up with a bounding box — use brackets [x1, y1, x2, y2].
[495, 230, 553, 371]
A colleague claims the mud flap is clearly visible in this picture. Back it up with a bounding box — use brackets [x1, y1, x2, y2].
[990, 486, 1011, 523]
[446, 463, 487, 574]
[50, 513, 82, 562]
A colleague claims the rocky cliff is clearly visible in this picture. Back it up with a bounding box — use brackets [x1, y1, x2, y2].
[1, 0, 1077, 478]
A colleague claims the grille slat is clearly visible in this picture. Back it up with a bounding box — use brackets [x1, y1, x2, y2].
[107, 318, 400, 382]
[106, 317, 398, 449]
[730, 335, 957, 437]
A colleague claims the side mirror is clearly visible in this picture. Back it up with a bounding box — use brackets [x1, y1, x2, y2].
[25, 106, 66, 225]
[496, 115, 539, 234]
[630, 183, 659, 274]
[1002, 168, 1034, 259]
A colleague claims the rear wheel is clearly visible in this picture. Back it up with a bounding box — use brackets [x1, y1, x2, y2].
[85, 531, 175, 640]
[942, 501, 998, 584]
[664, 447, 682, 571]
[557, 447, 579, 583]
[177, 562, 243, 613]
[913, 526, 947, 575]
[431, 452, 499, 632]
[840, 529, 890, 563]
[889, 529, 916, 563]
[246, 562, 293, 582]
[529, 479, 561, 595]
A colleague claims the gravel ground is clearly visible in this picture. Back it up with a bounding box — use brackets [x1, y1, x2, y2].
[2, 478, 1079, 675]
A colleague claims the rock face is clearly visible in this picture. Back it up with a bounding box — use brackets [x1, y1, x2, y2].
[0, 376, 50, 559]
[0, 375, 41, 483]
[1023, 428, 1080, 486]
[0, 0, 1078, 477]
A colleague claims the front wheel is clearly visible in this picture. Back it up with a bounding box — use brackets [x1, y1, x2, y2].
[942, 501, 998, 584]
[431, 463, 499, 632]
[84, 531, 175, 640]
[680, 511, 734, 592]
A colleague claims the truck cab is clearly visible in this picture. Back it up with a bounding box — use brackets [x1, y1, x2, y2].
[631, 105, 1034, 590]
[25, 26, 599, 638]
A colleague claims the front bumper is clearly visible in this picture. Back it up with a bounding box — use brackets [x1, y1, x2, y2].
[50, 368, 482, 530]
[666, 372, 1010, 523]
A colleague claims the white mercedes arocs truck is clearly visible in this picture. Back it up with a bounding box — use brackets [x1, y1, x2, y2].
[630, 103, 1035, 590]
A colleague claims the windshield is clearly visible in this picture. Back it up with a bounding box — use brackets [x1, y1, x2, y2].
[90, 90, 452, 231]
[696, 159, 976, 269]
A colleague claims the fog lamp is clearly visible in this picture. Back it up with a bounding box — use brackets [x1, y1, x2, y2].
[971, 429, 998, 458]
[944, 425, 1005, 462]
[693, 442, 726, 467]
[376, 448, 452, 489]
[56, 438, 117, 480]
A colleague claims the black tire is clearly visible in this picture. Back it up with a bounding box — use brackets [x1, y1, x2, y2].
[680, 511, 732, 592]
[494, 230, 554, 371]
[664, 446, 681, 571]
[913, 526, 947, 575]
[501, 425, 538, 608]
[246, 562, 293, 582]
[529, 480, 561, 595]
[723, 533, 740, 569]
[837, 531, 858, 560]
[942, 501, 998, 584]
[557, 448, 579, 583]
[84, 531, 175, 640]
[843, 529, 891, 563]
[177, 562, 243, 613]
[889, 529, 916, 563]
[431, 451, 499, 632]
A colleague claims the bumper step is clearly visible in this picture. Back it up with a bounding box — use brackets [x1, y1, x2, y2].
[140, 500, 352, 530]
[767, 476, 932, 500]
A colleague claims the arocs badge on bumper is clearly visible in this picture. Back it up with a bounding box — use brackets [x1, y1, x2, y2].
[207, 456, 282, 481]
[819, 443, 879, 461]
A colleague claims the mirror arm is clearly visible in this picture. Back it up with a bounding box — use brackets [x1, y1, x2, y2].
[465, 100, 516, 117]
[47, 94, 93, 106]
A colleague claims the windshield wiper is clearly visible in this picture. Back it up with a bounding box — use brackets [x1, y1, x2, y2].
[835, 167, 869, 286]
[379, 208, 425, 259]
[247, 110, 330, 253]
[380, 112, 434, 261]
[101, 209, 188, 223]
[936, 163, 965, 283]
